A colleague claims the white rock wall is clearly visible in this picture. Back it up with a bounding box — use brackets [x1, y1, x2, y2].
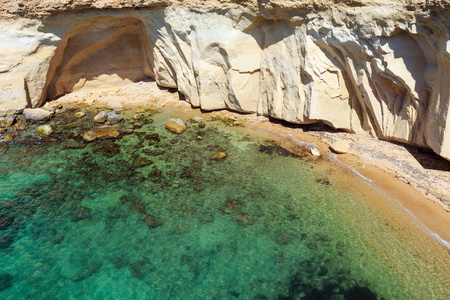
[0, 6, 449, 160]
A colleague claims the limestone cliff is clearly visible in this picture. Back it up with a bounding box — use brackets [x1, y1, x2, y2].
[1, 1, 450, 160]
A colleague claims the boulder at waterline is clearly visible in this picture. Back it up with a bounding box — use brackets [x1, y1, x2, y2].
[106, 112, 124, 123]
[23, 108, 53, 122]
[82, 126, 120, 142]
[94, 111, 107, 123]
[165, 118, 186, 134]
[35, 125, 53, 137]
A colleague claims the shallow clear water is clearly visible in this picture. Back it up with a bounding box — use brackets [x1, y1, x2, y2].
[0, 108, 449, 299]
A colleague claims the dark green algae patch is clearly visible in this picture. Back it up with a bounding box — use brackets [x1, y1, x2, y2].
[0, 107, 449, 299]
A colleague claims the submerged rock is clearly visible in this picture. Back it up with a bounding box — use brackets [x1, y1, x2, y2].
[132, 156, 153, 168]
[165, 118, 186, 134]
[0, 235, 13, 249]
[23, 108, 53, 122]
[94, 111, 107, 123]
[35, 125, 53, 137]
[211, 152, 228, 161]
[0, 214, 15, 230]
[72, 206, 91, 221]
[224, 199, 243, 213]
[0, 273, 13, 292]
[93, 143, 120, 157]
[132, 202, 147, 214]
[82, 126, 120, 142]
[74, 111, 86, 118]
[143, 214, 163, 228]
[330, 141, 350, 154]
[62, 140, 85, 149]
[235, 212, 254, 227]
[72, 262, 101, 282]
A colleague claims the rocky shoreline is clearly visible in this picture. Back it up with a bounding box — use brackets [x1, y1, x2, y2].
[1, 80, 448, 245]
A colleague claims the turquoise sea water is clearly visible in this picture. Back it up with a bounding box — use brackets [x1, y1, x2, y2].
[1, 108, 449, 299]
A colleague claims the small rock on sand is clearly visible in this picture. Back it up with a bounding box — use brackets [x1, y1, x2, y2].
[330, 141, 350, 154]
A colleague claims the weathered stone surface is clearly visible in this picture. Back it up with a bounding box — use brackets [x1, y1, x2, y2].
[35, 125, 53, 137]
[0, 2, 449, 160]
[74, 112, 85, 118]
[106, 112, 124, 123]
[82, 125, 120, 142]
[165, 118, 186, 134]
[23, 108, 53, 122]
[330, 141, 350, 154]
[94, 111, 108, 123]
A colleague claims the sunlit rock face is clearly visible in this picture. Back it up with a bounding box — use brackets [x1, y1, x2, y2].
[0, 1, 449, 160]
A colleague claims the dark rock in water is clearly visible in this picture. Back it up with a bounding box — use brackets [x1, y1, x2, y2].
[72, 206, 91, 221]
[180, 254, 193, 264]
[0, 235, 13, 249]
[0, 215, 14, 230]
[0, 273, 13, 292]
[72, 262, 101, 282]
[24, 146, 48, 157]
[307, 241, 318, 250]
[132, 157, 153, 168]
[130, 258, 154, 279]
[166, 170, 176, 177]
[94, 144, 120, 157]
[198, 212, 214, 224]
[235, 212, 254, 227]
[51, 233, 65, 244]
[276, 234, 292, 245]
[143, 214, 163, 228]
[132, 202, 146, 214]
[259, 144, 299, 158]
[224, 199, 243, 213]
[149, 169, 162, 182]
[62, 140, 86, 149]
[174, 224, 191, 234]
[145, 134, 160, 142]
[112, 256, 128, 269]
[143, 149, 165, 156]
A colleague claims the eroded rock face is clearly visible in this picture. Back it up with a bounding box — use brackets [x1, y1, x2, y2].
[0, 1, 449, 160]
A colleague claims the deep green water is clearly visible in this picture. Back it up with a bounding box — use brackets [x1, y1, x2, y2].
[0, 108, 449, 299]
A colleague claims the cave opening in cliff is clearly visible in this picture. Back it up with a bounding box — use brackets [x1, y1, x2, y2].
[39, 17, 155, 105]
